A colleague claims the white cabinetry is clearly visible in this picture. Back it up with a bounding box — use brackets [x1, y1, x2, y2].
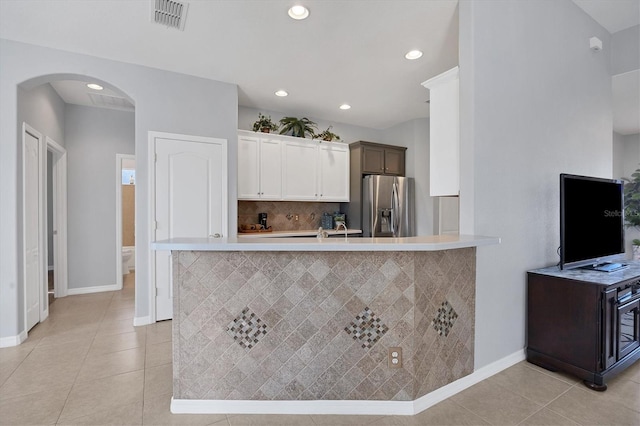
[422, 66, 459, 197]
[282, 139, 318, 200]
[237, 134, 282, 200]
[318, 143, 349, 201]
[237, 130, 349, 202]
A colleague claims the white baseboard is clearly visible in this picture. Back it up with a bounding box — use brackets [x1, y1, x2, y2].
[170, 348, 527, 416]
[413, 348, 526, 414]
[171, 398, 414, 416]
[67, 283, 119, 295]
[0, 329, 28, 348]
[133, 315, 153, 326]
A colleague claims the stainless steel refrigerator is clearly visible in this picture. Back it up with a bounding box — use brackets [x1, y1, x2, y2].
[362, 175, 415, 237]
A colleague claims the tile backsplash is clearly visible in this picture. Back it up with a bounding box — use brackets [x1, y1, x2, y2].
[238, 201, 342, 231]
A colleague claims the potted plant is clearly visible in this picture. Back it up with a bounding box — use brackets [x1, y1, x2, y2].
[623, 167, 640, 259]
[633, 239, 640, 261]
[252, 113, 279, 133]
[278, 116, 317, 138]
[313, 125, 341, 142]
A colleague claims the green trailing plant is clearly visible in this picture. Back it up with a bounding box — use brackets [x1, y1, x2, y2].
[278, 116, 317, 138]
[623, 167, 640, 230]
[252, 113, 279, 133]
[313, 125, 341, 142]
[633, 239, 640, 246]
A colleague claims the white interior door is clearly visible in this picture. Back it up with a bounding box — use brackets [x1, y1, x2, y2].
[23, 125, 44, 331]
[152, 133, 228, 321]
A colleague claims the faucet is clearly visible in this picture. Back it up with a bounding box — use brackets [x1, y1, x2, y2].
[335, 221, 348, 239]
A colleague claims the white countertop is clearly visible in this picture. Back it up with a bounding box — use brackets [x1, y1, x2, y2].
[151, 234, 500, 252]
[238, 229, 362, 238]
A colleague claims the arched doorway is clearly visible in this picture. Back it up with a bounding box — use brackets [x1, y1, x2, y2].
[19, 74, 136, 333]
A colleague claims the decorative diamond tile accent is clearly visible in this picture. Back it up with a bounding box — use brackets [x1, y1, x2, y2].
[226, 308, 268, 349]
[345, 307, 388, 348]
[432, 300, 458, 337]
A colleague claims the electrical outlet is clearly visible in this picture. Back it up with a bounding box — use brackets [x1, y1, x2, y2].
[388, 347, 402, 368]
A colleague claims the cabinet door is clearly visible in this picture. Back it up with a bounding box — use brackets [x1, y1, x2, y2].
[362, 146, 385, 174]
[282, 140, 317, 200]
[237, 135, 260, 199]
[318, 143, 349, 202]
[384, 149, 405, 175]
[423, 67, 459, 196]
[259, 138, 282, 199]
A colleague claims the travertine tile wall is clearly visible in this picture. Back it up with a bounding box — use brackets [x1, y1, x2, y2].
[172, 248, 475, 401]
[238, 201, 341, 231]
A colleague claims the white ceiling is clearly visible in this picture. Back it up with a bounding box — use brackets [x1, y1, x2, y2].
[0, 0, 637, 133]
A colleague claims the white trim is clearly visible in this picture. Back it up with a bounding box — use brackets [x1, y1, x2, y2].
[421, 66, 459, 89]
[67, 284, 120, 295]
[0, 330, 28, 348]
[148, 133, 157, 324]
[46, 137, 68, 299]
[413, 348, 526, 414]
[171, 398, 415, 416]
[133, 315, 153, 326]
[22, 123, 46, 333]
[115, 154, 135, 290]
[170, 349, 527, 416]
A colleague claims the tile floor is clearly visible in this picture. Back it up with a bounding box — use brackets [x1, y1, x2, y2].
[0, 273, 638, 425]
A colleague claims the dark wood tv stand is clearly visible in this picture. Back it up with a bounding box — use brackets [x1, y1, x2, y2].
[527, 263, 640, 391]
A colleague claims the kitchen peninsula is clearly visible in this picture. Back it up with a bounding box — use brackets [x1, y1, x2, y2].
[151, 235, 499, 415]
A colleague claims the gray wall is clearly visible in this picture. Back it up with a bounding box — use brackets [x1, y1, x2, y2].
[65, 105, 134, 289]
[0, 39, 237, 340]
[380, 118, 433, 236]
[459, 0, 612, 368]
[614, 131, 640, 253]
[611, 24, 640, 76]
[17, 84, 66, 145]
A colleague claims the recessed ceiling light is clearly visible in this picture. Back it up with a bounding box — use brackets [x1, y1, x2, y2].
[288, 5, 309, 20]
[275, 90, 288, 97]
[86, 83, 103, 90]
[405, 50, 423, 60]
[339, 104, 351, 110]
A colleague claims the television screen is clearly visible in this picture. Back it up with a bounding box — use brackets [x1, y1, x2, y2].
[560, 174, 625, 270]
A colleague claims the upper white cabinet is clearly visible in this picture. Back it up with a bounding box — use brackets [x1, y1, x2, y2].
[282, 138, 318, 200]
[422, 66, 459, 197]
[318, 143, 349, 201]
[237, 134, 282, 200]
[237, 130, 349, 202]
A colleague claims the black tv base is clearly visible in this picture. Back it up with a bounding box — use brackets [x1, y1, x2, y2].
[527, 264, 640, 391]
[580, 262, 627, 273]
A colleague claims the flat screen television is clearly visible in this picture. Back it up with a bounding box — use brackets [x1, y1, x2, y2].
[560, 173, 625, 271]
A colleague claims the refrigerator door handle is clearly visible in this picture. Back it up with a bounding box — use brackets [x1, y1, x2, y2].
[391, 181, 399, 235]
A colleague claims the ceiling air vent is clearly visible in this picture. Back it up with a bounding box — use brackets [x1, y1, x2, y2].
[88, 93, 134, 111]
[151, 0, 189, 31]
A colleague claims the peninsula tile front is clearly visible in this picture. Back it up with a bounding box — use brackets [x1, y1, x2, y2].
[172, 248, 475, 401]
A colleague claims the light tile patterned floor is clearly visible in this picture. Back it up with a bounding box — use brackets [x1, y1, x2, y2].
[0, 273, 638, 425]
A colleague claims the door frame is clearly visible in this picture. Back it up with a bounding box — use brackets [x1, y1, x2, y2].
[22, 123, 46, 330]
[116, 154, 136, 290]
[46, 137, 68, 299]
[147, 131, 228, 323]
